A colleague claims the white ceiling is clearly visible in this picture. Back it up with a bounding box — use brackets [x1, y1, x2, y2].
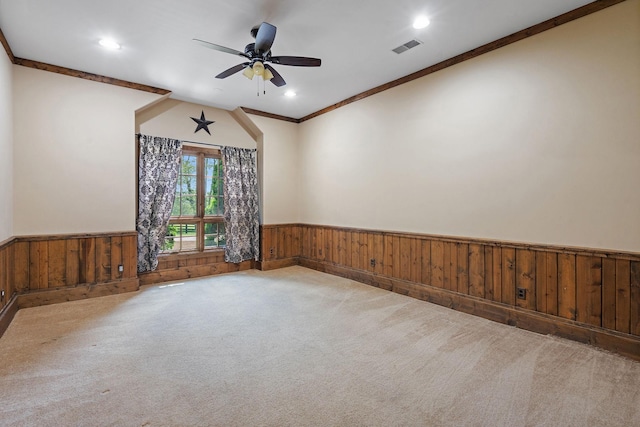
[0, 0, 594, 119]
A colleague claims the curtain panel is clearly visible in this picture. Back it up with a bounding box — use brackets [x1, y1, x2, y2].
[137, 134, 182, 272]
[222, 147, 260, 263]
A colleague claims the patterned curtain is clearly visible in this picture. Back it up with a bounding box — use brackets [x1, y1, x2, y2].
[222, 147, 260, 263]
[137, 134, 182, 272]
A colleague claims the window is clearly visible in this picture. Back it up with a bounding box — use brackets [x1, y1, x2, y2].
[162, 148, 225, 253]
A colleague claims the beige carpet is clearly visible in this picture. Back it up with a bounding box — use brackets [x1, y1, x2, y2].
[1, 266, 639, 426]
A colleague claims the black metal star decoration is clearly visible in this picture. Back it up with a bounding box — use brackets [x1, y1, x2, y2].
[191, 110, 215, 135]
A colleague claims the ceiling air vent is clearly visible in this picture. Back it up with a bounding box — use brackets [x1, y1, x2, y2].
[392, 39, 423, 54]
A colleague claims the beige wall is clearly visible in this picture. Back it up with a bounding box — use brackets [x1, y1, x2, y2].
[0, 48, 13, 242]
[13, 67, 162, 235]
[247, 115, 300, 224]
[299, 0, 640, 252]
[137, 99, 256, 150]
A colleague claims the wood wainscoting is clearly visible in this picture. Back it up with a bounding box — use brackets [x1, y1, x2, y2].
[0, 232, 140, 337]
[260, 224, 640, 360]
[139, 250, 255, 286]
[260, 224, 302, 271]
[0, 237, 18, 334]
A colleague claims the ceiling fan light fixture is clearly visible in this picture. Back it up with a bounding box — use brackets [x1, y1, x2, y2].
[243, 66, 255, 80]
[413, 15, 430, 29]
[252, 61, 265, 76]
[263, 68, 274, 81]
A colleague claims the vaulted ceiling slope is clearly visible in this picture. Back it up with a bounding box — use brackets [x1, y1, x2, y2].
[0, 0, 623, 120]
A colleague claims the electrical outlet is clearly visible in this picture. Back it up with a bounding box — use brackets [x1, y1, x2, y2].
[0, 290, 5, 300]
[269, 247, 275, 255]
[370, 258, 376, 267]
[118, 265, 124, 273]
[517, 288, 527, 300]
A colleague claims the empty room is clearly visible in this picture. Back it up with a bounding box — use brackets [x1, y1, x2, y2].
[0, 0, 639, 425]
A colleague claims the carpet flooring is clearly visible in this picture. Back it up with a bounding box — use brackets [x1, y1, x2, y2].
[1, 266, 639, 426]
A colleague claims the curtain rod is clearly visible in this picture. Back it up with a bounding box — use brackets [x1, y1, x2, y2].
[135, 133, 224, 149]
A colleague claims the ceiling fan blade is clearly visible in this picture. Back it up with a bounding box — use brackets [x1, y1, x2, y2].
[193, 39, 248, 58]
[264, 64, 286, 87]
[215, 63, 250, 79]
[254, 22, 277, 54]
[270, 56, 321, 67]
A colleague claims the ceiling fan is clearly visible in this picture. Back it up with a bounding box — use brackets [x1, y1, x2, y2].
[193, 22, 321, 87]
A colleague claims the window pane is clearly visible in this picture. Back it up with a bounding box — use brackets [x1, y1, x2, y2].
[162, 223, 188, 252]
[205, 157, 220, 176]
[181, 195, 197, 216]
[209, 176, 222, 196]
[218, 223, 226, 246]
[163, 223, 198, 252]
[205, 196, 222, 216]
[180, 224, 198, 251]
[171, 197, 181, 216]
[182, 155, 197, 175]
[181, 175, 197, 195]
[204, 222, 225, 248]
[162, 224, 179, 252]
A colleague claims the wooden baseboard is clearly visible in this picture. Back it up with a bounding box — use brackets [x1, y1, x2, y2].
[139, 260, 255, 286]
[0, 295, 19, 338]
[258, 258, 300, 271]
[299, 258, 640, 361]
[17, 278, 140, 309]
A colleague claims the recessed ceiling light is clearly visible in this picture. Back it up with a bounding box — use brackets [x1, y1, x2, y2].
[99, 38, 121, 50]
[284, 90, 297, 98]
[413, 15, 430, 30]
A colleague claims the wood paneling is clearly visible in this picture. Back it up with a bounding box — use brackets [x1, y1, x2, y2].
[262, 223, 640, 360]
[5, 224, 639, 358]
[631, 262, 640, 336]
[602, 258, 617, 330]
[12, 232, 137, 292]
[13, 242, 30, 293]
[0, 232, 140, 338]
[558, 254, 577, 320]
[502, 248, 516, 306]
[576, 256, 602, 327]
[140, 252, 254, 285]
[616, 260, 631, 334]
[516, 249, 535, 311]
[489, 247, 502, 303]
[0, 240, 11, 311]
[468, 244, 484, 298]
[431, 241, 444, 289]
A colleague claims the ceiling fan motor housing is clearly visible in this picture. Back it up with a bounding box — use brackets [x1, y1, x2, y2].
[244, 43, 263, 58]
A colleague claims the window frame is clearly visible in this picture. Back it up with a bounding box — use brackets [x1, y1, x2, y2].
[162, 146, 225, 255]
